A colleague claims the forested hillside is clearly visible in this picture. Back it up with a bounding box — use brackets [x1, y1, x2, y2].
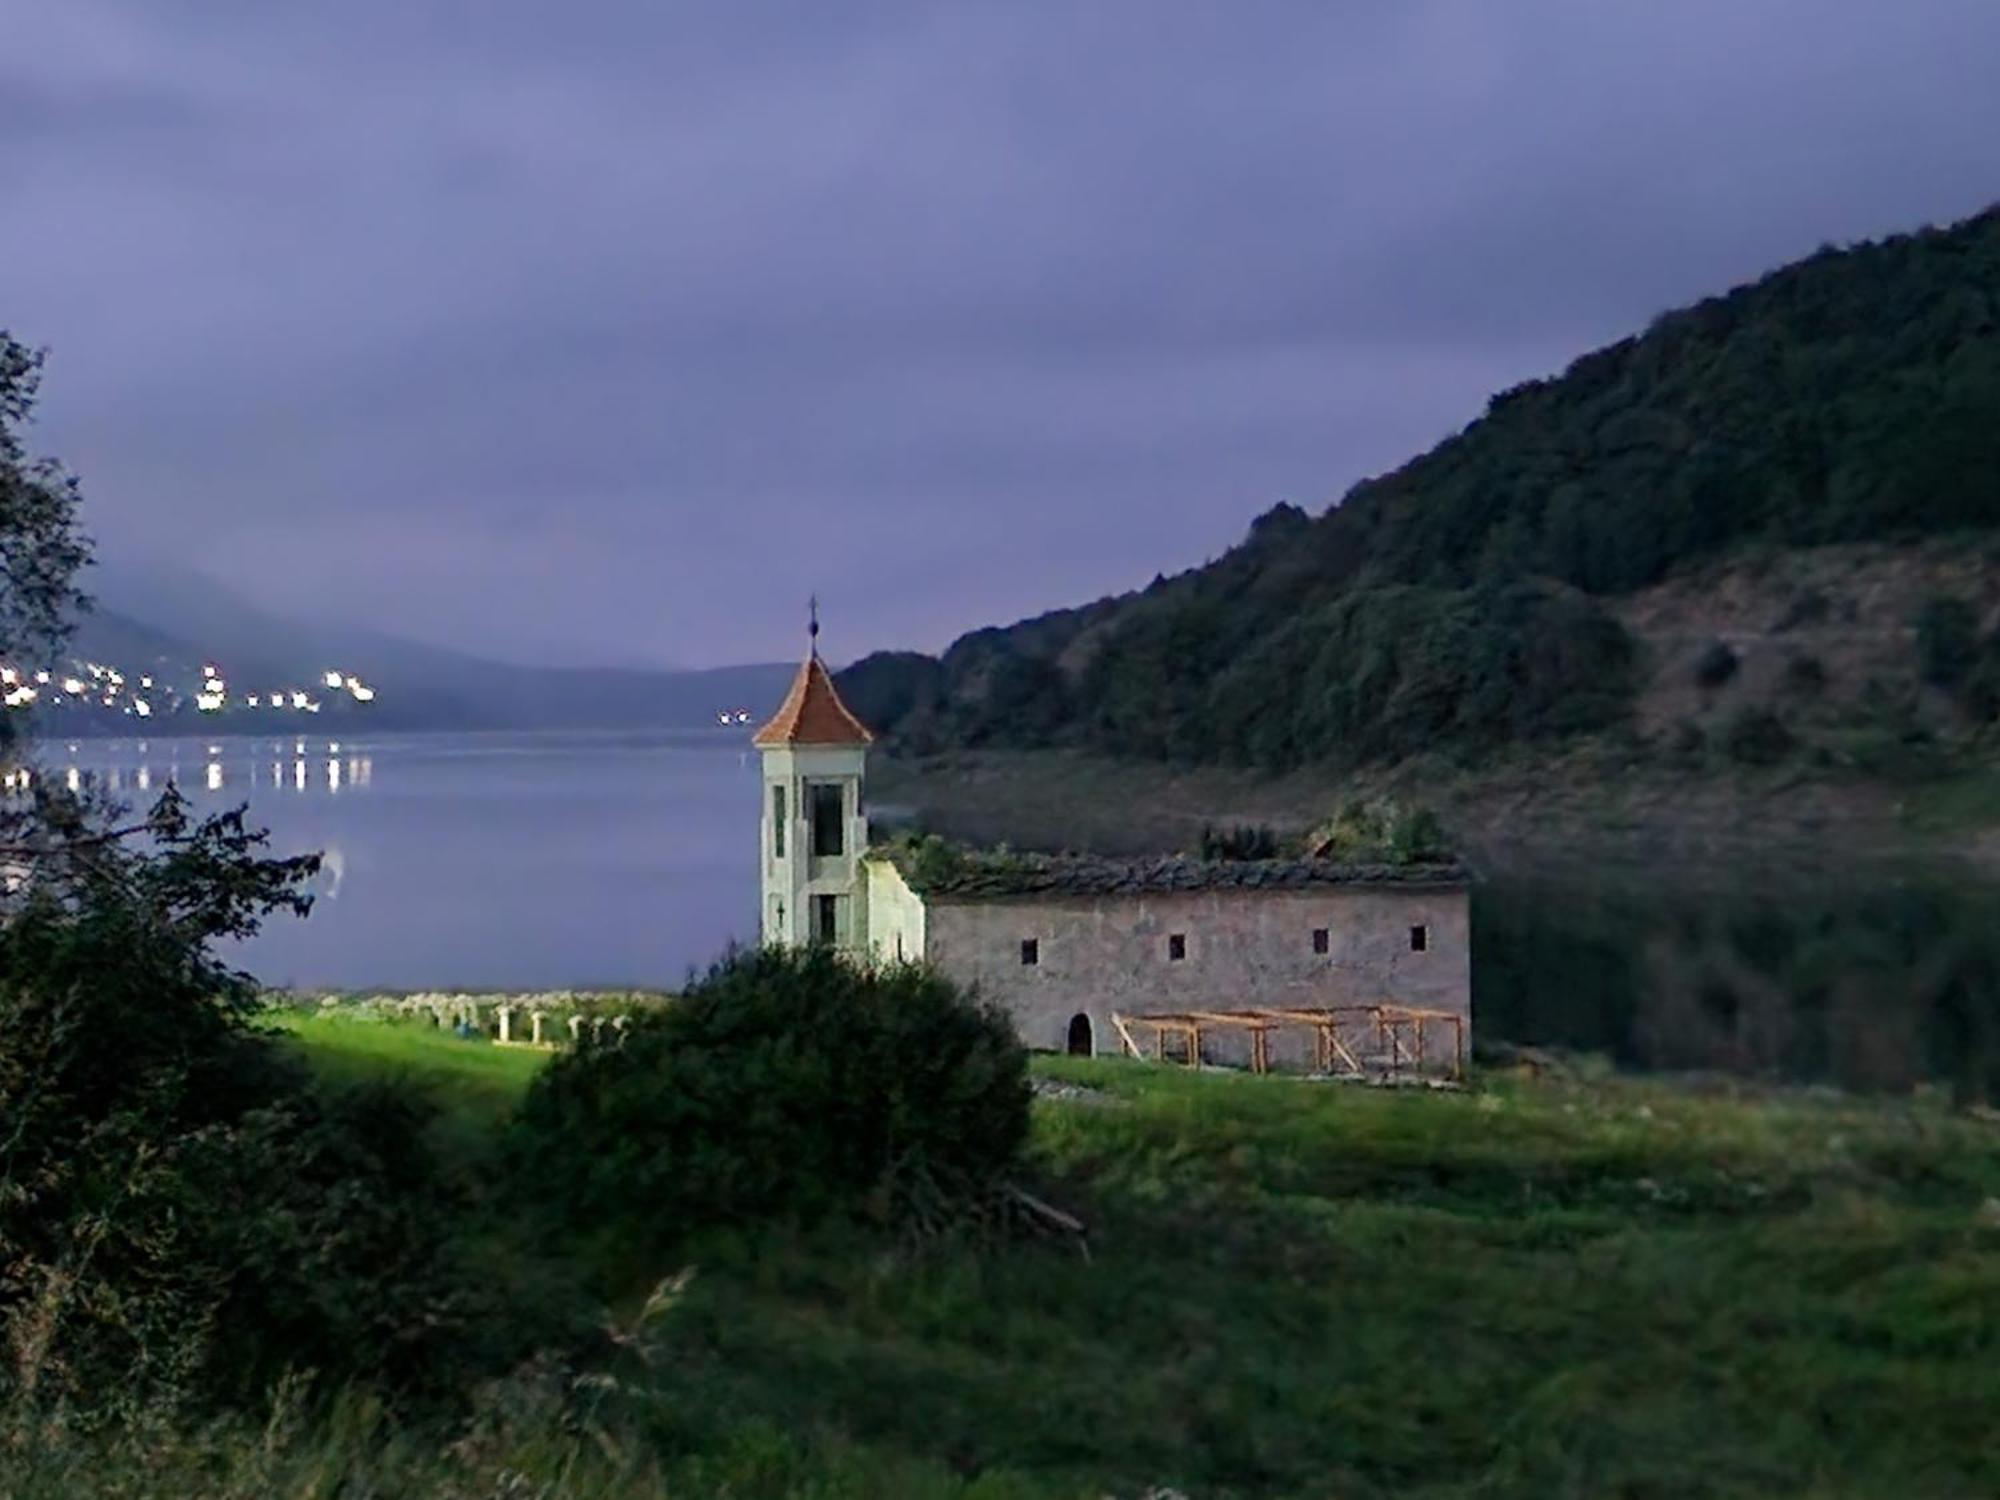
[842, 205, 2000, 769]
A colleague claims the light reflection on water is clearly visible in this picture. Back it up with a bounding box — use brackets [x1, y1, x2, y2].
[21, 729, 762, 991]
[17, 740, 376, 798]
[6, 740, 376, 798]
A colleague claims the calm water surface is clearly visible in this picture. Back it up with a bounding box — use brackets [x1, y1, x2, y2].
[55, 729, 762, 989]
[38, 730, 2000, 1093]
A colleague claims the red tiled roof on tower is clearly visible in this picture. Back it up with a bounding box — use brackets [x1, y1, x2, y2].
[752, 653, 875, 748]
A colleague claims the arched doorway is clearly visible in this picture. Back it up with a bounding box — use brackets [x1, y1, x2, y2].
[1066, 1013, 1093, 1056]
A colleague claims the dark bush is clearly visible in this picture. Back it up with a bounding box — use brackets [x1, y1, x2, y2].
[1962, 651, 2000, 723]
[1771, 588, 1832, 633]
[1667, 719, 1706, 763]
[1694, 640, 1740, 690]
[1200, 823, 1279, 861]
[1783, 653, 1828, 696]
[1721, 707, 1795, 767]
[1915, 596, 1982, 687]
[515, 946, 1030, 1245]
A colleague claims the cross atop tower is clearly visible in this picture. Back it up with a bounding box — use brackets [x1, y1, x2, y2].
[808, 594, 820, 655]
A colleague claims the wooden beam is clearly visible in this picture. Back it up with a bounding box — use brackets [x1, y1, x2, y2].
[1183, 1010, 1276, 1029]
[1328, 1032, 1364, 1074]
[1110, 1012, 1144, 1059]
[1103, 1002, 1466, 1082]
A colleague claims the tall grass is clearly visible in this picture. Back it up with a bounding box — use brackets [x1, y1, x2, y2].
[17, 1015, 1995, 1499]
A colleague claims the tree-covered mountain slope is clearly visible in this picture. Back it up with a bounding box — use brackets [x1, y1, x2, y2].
[842, 204, 2000, 770]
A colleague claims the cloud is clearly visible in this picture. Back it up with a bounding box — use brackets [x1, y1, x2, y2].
[3, 0, 1997, 664]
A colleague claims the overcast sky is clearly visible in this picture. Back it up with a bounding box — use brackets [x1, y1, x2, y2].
[3, 2, 1997, 668]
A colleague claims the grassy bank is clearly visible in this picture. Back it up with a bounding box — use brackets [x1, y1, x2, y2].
[18, 1014, 2000, 1498]
[269, 1009, 548, 1113]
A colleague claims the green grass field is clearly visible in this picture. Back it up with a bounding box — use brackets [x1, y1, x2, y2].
[184, 1012, 2000, 1499]
[272, 1009, 548, 1117]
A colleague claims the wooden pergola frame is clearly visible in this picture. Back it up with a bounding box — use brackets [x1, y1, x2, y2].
[1110, 1004, 1465, 1082]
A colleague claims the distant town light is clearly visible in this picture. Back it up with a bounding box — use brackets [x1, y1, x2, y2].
[324, 670, 345, 689]
[134, 699, 152, 717]
[61, 677, 85, 695]
[140, 675, 153, 689]
[33, 671, 49, 684]
[0, 668, 15, 684]
[247, 694, 260, 707]
[195, 690, 225, 712]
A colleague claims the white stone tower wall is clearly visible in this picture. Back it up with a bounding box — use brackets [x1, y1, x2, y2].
[758, 742, 871, 950]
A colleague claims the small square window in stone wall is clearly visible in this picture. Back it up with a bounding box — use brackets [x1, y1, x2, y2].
[1312, 927, 1329, 955]
[1021, 938, 1039, 966]
[1168, 933, 1186, 961]
[1410, 924, 1428, 953]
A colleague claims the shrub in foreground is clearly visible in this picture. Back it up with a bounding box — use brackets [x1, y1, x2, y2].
[0, 789, 476, 1418]
[515, 946, 1030, 1243]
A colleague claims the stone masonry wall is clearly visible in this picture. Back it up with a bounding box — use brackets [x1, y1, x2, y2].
[923, 885, 1470, 1062]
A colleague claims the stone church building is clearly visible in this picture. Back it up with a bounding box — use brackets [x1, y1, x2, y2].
[752, 643, 1471, 1060]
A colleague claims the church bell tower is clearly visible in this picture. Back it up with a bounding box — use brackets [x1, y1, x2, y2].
[750, 602, 874, 950]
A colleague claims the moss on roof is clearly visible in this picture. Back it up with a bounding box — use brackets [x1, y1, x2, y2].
[872, 838, 1467, 900]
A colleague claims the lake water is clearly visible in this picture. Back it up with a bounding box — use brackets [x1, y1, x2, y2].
[1472, 855, 2000, 1099]
[34, 730, 2000, 1095]
[51, 729, 764, 990]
